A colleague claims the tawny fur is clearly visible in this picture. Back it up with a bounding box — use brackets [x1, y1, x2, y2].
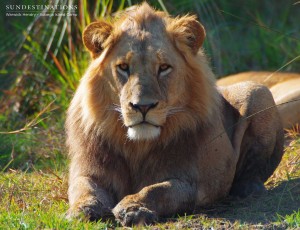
[217, 71, 300, 129]
[66, 3, 284, 226]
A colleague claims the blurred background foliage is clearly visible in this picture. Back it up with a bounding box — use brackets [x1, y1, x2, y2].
[0, 0, 299, 170]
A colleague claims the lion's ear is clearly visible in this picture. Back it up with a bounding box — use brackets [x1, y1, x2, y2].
[82, 21, 113, 59]
[167, 15, 206, 55]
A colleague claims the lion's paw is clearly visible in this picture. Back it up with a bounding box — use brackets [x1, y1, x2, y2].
[113, 202, 157, 226]
[66, 200, 112, 221]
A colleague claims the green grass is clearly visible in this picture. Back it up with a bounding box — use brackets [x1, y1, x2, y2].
[0, 172, 113, 229]
[279, 210, 300, 228]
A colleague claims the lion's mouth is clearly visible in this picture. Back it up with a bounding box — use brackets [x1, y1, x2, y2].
[128, 121, 161, 128]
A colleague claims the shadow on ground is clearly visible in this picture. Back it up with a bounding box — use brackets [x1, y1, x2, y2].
[194, 178, 300, 225]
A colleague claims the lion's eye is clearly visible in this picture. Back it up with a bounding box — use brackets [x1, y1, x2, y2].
[158, 64, 172, 77]
[160, 64, 169, 71]
[119, 63, 129, 71]
[117, 63, 130, 76]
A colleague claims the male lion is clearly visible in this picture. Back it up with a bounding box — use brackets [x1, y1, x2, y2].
[217, 71, 300, 129]
[66, 3, 284, 226]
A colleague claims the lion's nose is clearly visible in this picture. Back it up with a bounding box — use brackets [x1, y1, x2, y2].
[129, 102, 158, 117]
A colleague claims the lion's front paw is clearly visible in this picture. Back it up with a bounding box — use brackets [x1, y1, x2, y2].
[66, 199, 112, 221]
[112, 201, 157, 226]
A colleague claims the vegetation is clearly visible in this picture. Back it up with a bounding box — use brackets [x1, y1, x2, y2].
[0, 0, 299, 229]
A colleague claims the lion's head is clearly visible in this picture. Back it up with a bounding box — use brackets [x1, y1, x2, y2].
[73, 3, 218, 144]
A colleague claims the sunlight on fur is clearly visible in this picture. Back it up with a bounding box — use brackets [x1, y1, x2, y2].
[127, 124, 161, 140]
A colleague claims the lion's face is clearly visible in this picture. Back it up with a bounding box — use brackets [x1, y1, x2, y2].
[81, 4, 214, 141]
[108, 22, 188, 140]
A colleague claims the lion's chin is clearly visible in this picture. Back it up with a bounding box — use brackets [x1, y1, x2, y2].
[127, 124, 161, 141]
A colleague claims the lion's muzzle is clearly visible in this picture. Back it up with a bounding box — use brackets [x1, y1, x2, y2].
[123, 102, 164, 140]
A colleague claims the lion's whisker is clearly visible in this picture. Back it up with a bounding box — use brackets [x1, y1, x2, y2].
[109, 104, 122, 114]
[167, 107, 185, 116]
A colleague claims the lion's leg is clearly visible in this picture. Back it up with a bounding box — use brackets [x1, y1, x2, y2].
[66, 176, 114, 221]
[229, 84, 284, 197]
[230, 133, 283, 197]
[112, 179, 196, 226]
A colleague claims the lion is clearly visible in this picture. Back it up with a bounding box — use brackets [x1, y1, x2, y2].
[217, 71, 300, 129]
[65, 3, 284, 226]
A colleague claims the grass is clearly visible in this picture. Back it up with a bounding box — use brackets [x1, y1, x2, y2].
[0, 171, 113, 229]
[0, 0, 300, 229]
